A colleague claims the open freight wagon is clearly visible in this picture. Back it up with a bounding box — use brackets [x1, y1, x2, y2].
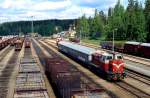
[45, 57, 110, 98]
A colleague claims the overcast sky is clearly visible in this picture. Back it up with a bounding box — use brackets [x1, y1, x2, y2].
[0, 0, 145, 23]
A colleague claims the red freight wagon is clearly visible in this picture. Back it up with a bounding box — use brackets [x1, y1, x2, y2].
[140, 43, 150, 58]
[14, 38, 24, 51]
[124, 41, 141, 54]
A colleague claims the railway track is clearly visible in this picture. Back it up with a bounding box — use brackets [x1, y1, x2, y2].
[0, 50, 19, 98]
[126, 70, 150, 86]
[0, 46, 13, 62]
[44, 39, 150, 98]
[115, 81, 150, 98]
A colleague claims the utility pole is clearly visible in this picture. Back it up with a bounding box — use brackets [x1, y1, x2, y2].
[112, 28, 117, 53]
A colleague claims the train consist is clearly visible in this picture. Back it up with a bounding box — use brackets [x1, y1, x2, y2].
[57, 41, 126, 80]
[101, 41, 150, 58]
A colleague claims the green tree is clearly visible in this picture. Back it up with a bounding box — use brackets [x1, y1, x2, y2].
[125, 0, 146, 41]
[107, 0, 125, 40]
[89, 9, 104, 39]
[76, 14, 89, 38]
[134, 1, 146, 42]
[144, 0, 150, 42]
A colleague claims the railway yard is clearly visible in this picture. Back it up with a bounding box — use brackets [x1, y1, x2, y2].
[0, 36, 150, 98]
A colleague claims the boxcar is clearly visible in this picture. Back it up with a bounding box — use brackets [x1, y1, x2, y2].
[58, 41, 95, 63]
[123, 41, 141, 55]
[139, 43, 150, 58]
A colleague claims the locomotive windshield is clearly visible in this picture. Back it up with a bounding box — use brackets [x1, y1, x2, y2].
[115, 54, 123, 60]
[106, 56, 113, 60]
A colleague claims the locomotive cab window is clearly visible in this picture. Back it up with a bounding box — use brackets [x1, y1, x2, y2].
[115, 54, 123, 60]
[106, 56, 113, 60]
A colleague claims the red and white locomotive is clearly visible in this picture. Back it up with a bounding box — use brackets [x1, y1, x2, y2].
[58, 41, 126, 80]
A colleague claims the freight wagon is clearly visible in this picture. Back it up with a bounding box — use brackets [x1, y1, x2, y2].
[24, 37, 31, 48]
[14, 37, 24, 51]
[45, 57, 109, 98]
[123, 41, 141, 55]
[58, 41, 126, 80]
[139, 43, 150, 58]
[58, 41, 95, 63]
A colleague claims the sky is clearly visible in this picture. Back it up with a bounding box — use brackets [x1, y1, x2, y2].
[0, 0, 145, 23]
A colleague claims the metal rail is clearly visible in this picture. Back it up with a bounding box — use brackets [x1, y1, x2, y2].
[126, 70, 150, 86]
[0, 46, 13, 62]
[116, 81, 150, 98]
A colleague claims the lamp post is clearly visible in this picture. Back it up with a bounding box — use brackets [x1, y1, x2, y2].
[31, 16, 34, 33]
[112, 28, 117, 52]
[80, 27, 83, 43]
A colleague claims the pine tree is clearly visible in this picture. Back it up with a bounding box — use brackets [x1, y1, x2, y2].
[144, 0, 150, 42]
[107, 0, 125, 40]
[134, 1, 146, 42]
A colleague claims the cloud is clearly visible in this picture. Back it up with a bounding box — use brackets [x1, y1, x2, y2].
[0, 0, 145, 23]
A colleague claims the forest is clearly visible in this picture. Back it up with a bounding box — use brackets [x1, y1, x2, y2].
[0, 19, 75, 36]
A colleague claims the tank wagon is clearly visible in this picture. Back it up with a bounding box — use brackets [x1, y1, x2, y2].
[45, 57, 109, 98]
[58, 41, 126, 80]
[101, 41, 150, 58]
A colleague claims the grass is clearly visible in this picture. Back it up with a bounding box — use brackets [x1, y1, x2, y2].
[81, 38, 126, 46]
[81, 38, 101, 45]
